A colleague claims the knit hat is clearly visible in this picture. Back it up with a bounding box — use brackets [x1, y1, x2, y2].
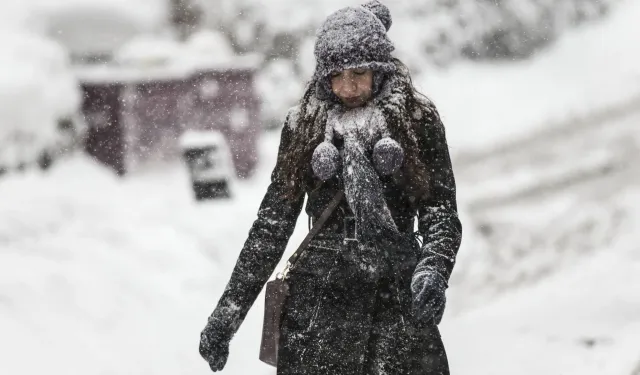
[313, 0, 396, 81]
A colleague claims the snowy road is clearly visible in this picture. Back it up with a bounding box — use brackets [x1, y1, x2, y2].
[443, 104, 640, 375]
[447, 104, 640, 309]
[443, 214, 640, 375]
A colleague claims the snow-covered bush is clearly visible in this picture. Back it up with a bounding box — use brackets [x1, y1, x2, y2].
[198, 0, 619, 126]
[0, 32, 82, 172]
[199, 0, 617, 66]
[419, 0, 615, 62]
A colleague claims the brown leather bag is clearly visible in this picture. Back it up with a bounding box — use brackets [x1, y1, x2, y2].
[259, 190, 344, 367]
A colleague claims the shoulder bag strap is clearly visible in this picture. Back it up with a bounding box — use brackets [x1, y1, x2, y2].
[285, 190, 344, 270]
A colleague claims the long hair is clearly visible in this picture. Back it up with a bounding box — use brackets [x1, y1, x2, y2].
[277, 58, 435, 201]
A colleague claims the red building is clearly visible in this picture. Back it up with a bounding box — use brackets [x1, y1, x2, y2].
[77, 57, 262, 178]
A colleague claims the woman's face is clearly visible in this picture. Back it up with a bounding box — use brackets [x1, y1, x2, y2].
[330, 68, 374, 108]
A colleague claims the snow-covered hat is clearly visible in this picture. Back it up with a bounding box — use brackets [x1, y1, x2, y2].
[313, 1, 396, 81]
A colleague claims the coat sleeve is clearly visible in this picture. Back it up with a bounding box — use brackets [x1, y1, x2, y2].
[207, 109, 305, 340]
[415, 103, 462, 282]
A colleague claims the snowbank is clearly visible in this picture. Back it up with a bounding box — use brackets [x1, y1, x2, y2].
[443, 188, 640, 375]
[0, 159, 209, 375]
[0, 133, 287, 375]
[0, 156, 255, 375]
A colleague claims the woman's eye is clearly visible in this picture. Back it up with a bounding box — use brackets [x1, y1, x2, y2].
[331, 72, 342, 78]
[353, 70, 367, 75]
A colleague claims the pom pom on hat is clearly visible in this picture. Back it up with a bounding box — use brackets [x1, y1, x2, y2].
[362, 0, 392, 32]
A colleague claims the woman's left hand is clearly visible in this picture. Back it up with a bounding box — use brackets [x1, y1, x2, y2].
[410, 269, 448, 325]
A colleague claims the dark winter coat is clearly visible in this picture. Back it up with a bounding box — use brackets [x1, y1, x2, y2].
[209, 99, 462, 374]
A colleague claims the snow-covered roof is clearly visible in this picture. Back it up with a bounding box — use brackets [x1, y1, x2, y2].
[73, 62, 194, 84]
[74, 30, 262, 85]
[73, 55, 262, 85]
[115, 36, 184, 67]
[184, 30, 236, 60]
[73, 56, 262, 85]
[37, 1, 164, 56]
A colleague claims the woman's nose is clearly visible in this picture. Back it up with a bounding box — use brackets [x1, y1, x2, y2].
[338, 76, 357, 96]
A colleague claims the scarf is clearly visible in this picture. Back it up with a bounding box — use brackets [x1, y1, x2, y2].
[328, 104, 400, 244]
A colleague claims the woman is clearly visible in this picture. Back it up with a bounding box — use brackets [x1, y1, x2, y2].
[199, 1, 462, 374]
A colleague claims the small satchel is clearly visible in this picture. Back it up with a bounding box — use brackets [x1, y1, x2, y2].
[259, 190, 344, 367]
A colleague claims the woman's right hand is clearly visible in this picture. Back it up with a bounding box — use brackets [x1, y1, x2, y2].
[410, 268, 448, 325]
[199, 320, 231, 372]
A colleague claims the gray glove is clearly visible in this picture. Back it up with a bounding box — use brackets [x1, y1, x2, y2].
[199, 319, 230, 372]
[411, 268, 448, 325]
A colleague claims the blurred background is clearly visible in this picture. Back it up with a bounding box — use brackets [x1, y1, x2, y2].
[0, 0, 639, 374]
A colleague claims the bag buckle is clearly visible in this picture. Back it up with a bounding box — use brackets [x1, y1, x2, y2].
[276, 261, 292, 280]
[343, 215, 358, 245]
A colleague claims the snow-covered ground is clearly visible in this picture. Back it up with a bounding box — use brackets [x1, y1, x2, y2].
[0, 134, 293, 375]
[445, 199, 640, 375]
[0, 151, 269, 375]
